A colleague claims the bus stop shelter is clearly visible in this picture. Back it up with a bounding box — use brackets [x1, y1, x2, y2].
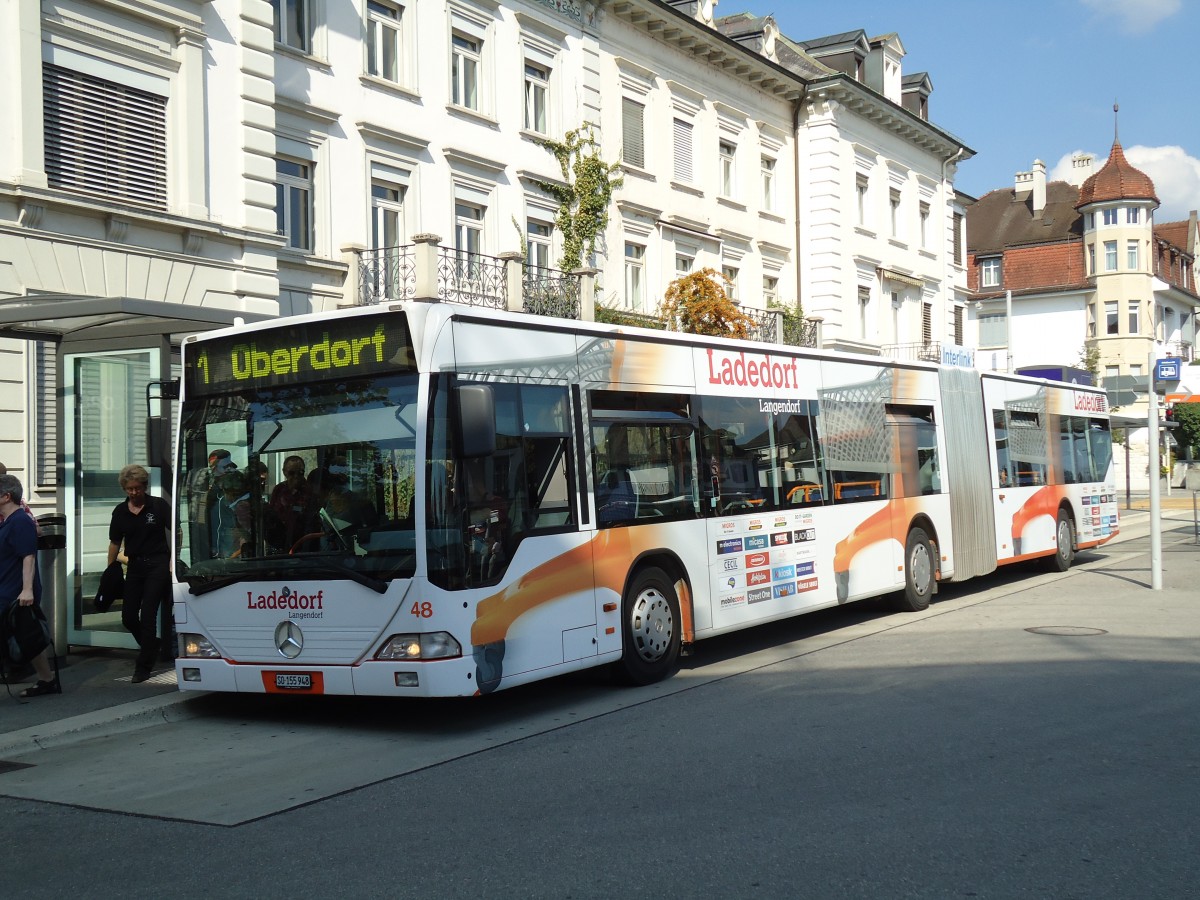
[0, 295, 273, 654]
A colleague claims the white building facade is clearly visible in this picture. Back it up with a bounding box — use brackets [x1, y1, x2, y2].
[0, 0, 970, 652]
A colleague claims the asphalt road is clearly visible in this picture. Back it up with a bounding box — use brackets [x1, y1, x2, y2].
[4, 519, 1198, 899]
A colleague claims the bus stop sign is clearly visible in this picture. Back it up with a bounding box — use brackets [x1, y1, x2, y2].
[1155, 358, 1181, 383]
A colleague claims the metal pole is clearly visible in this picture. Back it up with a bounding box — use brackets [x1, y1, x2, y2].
[1005, 289, 1013, 373]
[1148, 350, 1162, 590]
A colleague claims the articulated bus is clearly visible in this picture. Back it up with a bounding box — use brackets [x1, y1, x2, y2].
[172, 299, 1118, 696]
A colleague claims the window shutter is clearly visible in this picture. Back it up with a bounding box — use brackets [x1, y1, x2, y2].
[672, 118, 693, 182]
[35, 342, 57, 489]
[622, 98, 644, 168]
[43, 63, 168, 209]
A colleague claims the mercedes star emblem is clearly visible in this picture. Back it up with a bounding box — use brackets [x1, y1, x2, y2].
[274, 620, 304, 659]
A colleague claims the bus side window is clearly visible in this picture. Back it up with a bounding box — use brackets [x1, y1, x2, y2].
[993, 408, 1012, 487]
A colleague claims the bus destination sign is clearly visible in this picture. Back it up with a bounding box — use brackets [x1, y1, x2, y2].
[184, 314, 412, 397]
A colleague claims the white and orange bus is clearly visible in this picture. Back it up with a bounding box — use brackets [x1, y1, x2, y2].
[171, 300, 1118, 696]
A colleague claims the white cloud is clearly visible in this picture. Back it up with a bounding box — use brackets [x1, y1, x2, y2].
[1049, 146, 1200, 221]
[1079, 0, 1181, 34]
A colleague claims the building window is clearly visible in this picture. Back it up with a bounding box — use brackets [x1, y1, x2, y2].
[370, 180, 405, 249]
[672, 118, 693, 183]
[42, 64, 168, 209]
[952, 212, 964, 265]
[919, 201, 930, 248]
[624, 242, 645, 310]
[524, 62, 549, 134]
[980, 256, 1001, 288]
[858, 285, 871, 339]
[953, 305, 964, 345]
[453, 201, 484, 279]
[1130, 364, 1143, 377]
[922, 302, 933, 344]
[1127, 207, 1140, 224]
[979, 313, 1006, 347]
[1106, 301, 1119, 335]
[272, 0, 312, 52]
[526, 219, 552, 269]
[367, 1, 402, 82]
[722, 265, 739, 302]
[1128, 300, 1139, 334]
[889, 188, 901, 237]
[622, 98, 644, 169]
[761, 156, 776, 211]
[675, 249, 694, 277]
[1087, 244, 1095, 274]
[451, 33, 481, 110]
[1085, 212, 1095, 230]
[856, 174, 870, 227]
[1104, 241, 1118, 271]
[1127, 240, 1139, 271]
[1102, 208, 1118, 226]
[275, 158, 313, 250]
[763, 275, 778, 307]
[719, 141, 736, 197]
[1104, 365, 1119, 379]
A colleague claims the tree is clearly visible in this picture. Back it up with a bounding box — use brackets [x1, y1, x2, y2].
[1077, 344, 1100, 382]
[536, 124, 623, 272]
[659, 268, 755, 339]
[1171, 401, 1200, 458]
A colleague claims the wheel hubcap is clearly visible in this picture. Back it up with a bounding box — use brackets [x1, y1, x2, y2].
[630, 588, 674, 663]
[911, 544, 932, 596]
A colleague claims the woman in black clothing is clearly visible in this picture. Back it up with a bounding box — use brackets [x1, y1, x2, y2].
[108, 465, 172, 683]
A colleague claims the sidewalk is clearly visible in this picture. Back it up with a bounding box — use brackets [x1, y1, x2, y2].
[1, 647, 194, 754]
[1, 504, 1192, 756]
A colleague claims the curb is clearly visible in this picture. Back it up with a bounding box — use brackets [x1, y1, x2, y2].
[0, 690, 203, 758]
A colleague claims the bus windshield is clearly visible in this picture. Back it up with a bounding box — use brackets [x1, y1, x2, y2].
[176, 373, 420, 589]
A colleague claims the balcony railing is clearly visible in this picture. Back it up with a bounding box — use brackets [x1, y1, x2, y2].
[880, 341, 943, 363]
[352, 236, 821, 348]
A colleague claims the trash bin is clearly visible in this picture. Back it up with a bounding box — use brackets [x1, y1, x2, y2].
[36, 513, 67, 658]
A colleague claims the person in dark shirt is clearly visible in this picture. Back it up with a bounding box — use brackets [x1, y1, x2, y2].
[0, 473, 58, 697]
[107, 464, 172, 683]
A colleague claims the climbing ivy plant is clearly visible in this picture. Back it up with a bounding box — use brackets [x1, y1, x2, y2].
[536, 124, 623, 272]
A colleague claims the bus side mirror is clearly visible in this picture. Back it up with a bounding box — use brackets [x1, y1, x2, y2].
[457, 384, 496, 458]
[147, 416, 173, 472]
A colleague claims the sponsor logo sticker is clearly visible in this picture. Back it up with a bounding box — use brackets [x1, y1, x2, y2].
[793, 528, 816, 542]
[772, 531, 792, 546]
[722, 557, 740, 571]
[747, 587, 773, 604]
[773, 582, 797, 598]
[772, 564, 796, 580]
[796, 561, 815, 576]
[746, 569, 771, 586]
[720, 594, 746, 609]
[745, 552, 770, 568]
[797, 577, 819, 593]
[744, 535, 769, 550]
[718, 537, 743, 554]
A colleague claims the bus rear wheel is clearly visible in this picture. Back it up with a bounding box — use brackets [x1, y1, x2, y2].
[894, 527, 935, 612]
[1047, 511, 1075, 572]
[614, 567, 681, 685]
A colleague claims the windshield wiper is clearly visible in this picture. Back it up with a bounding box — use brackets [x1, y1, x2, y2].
[186, 555, 388, 595]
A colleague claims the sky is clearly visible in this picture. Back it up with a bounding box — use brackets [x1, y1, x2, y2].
[732, 0, 1200, 222]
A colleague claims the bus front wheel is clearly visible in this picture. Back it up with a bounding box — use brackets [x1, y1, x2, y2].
[614, 567, 681, 685]
[894, 527, 935, 612]
[1047, 511, 1075, 572]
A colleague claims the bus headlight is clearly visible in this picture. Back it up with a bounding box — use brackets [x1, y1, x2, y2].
[181, 633, 221, 659]
[376, 632, 462, 661]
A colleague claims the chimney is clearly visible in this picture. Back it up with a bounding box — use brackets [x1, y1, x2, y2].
[1031, 159, 1046, 215]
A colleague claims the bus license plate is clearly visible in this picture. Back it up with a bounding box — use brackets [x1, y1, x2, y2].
[274, 673, 312, 690]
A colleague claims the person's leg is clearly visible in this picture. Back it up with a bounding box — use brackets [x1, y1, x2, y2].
[134, 580, 161, 676]
[31, 646, 54, 683]
[121, 568, 144, 645]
